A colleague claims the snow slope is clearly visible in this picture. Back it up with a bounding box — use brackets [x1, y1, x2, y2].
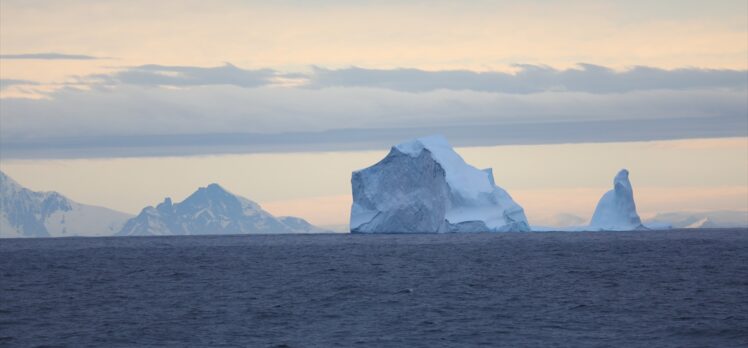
[278, 216, 331, 233]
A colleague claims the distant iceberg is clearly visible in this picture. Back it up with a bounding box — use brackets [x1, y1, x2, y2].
[350, 135, 529, 233]
[589, 169, 646, 231]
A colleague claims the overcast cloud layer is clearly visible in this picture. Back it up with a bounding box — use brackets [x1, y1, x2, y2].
[1, 63, 746, 158]
[87, 63, 277, 88]
[308, 64, 748, 93]
[60, 63, 748, 93]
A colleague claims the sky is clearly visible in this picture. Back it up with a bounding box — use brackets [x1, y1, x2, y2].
[1, 0, 747, 228]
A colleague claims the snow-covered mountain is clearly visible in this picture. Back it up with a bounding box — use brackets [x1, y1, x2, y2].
[589, 169, 645, 231]
[0, 171, 132, 238]
[350, 135, 529, 233]
[277, 216, 330, 233]
[117, 183, 328, 236]
[645, 211, 748, 229]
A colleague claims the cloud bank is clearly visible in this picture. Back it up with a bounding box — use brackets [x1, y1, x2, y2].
[88, 63, 277, 88]
[71, 63, 748, 92]
[0, 79, 38, 89]
[308, 64, 748, 93]
[1, 63, 746, 158]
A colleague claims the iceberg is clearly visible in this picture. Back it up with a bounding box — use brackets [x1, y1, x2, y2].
[350, 135, 529, 233]
[589, 169, 645, 231]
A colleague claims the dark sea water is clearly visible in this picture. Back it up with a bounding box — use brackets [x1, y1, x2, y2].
[1, 229, 747, 348]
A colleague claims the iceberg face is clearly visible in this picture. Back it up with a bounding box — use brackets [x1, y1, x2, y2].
[350, 135, 530, 233]
[589, 169, 645, 231]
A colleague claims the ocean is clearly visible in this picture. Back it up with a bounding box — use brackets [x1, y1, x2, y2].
[1, 229, 747, 347]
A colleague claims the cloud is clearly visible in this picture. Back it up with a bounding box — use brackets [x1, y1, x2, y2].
[88, 63, 278, 88]
[2, 116, 745, 159]
[60, 62, 748, 93]
[4, 62, 742, 98]
[1, 62, 746, 158]
[0, 52, 105, 60]
[0, 79, 38, 90]
[307, 64, 748, 93]
[1, 81, 745, 158]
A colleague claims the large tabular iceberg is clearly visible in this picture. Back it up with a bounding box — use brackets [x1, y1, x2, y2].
[589, 169, 645, 231]
[350, 135, 529, 233]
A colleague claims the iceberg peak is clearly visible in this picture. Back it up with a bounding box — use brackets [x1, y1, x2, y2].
[614, 169, 631, 188]
[395, 134, 495, 200]
[589, 168, 644, 231]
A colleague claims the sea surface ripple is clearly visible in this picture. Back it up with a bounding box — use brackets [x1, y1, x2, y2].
[1, 229, 747, 347]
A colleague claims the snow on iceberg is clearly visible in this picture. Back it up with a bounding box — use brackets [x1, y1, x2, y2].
[350, 135, 530, 233]
[589, 169, 646, 231]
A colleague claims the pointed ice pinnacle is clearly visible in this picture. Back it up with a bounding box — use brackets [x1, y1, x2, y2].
[350, 135, 530, 233]
[589, 169, 645, 231]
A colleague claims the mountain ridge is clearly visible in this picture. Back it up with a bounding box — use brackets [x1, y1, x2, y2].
[0, 171, 132, 238]
[1, 171, 329, 237]
[118, 183, 329, 236]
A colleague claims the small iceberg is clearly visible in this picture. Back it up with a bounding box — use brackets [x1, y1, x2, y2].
[589, 169, 646, 231]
